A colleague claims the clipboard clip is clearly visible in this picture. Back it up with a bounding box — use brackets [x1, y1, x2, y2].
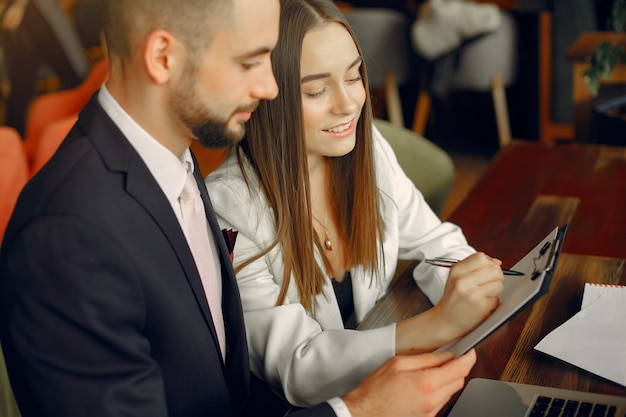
[531, 238, 560, 281]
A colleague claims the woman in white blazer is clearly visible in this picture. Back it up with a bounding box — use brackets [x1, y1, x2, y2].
[205, 0, 504, 408]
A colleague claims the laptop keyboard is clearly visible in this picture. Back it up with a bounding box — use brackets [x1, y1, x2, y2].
[529, 395, 619, 417]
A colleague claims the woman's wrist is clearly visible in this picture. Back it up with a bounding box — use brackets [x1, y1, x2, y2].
[394, 307, 459, 355]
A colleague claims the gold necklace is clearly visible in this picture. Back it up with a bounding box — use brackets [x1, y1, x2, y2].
[312, 213, 333, 251]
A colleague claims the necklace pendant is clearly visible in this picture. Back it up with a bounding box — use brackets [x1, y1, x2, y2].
[323, 231, 333, 251]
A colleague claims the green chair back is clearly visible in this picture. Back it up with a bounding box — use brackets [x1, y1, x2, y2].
[373, 118, 454, 215]
[1, 343, 21, 417]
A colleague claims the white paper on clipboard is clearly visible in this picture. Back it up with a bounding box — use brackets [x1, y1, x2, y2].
[434, 224, 568, 357]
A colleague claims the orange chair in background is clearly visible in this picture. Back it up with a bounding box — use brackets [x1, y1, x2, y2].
[23, 58, 109, 163]
[30, 115, 78, 176]
[29, 117, 231, 178]
[190, 141, 229, 178]
[0, 126, 29, 242]
[20, 56, 230, 179]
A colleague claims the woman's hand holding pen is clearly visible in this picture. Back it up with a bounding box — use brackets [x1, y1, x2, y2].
[395, 252, 504, 355]
[431, 252, 505, 343]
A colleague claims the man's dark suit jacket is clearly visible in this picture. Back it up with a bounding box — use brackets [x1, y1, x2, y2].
[0, 96, 335, 417]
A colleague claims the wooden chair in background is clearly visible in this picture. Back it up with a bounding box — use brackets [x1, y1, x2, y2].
[441, 10, 518, 151]
[342, 7, 427, 131]
[492, 71, 513, 149]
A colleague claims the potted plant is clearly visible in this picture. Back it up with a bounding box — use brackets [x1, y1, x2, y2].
[585, 0, 626, 96]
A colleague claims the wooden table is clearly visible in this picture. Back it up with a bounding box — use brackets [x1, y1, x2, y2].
[359, 141, 626, 415]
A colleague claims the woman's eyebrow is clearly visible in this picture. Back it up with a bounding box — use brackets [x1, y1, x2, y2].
[301, 72, 330, 84]
[301, 56, 362, 84]
[347, 56, 362, 71]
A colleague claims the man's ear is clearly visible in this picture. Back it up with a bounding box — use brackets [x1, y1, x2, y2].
[144, 30, 178, 84]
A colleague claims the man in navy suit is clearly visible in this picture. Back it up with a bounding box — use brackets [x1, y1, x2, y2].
[0, 0, 476, 416]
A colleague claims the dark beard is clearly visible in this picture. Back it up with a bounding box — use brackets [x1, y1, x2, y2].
[171, 59, 246, 150]
[188, 117, 244, 149]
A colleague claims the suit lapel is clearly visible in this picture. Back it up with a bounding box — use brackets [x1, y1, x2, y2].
[77, 97, 230, 363]
[78, 97, 249, 412]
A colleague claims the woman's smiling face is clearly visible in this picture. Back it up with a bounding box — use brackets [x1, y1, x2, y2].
[300, 22, 366, 165]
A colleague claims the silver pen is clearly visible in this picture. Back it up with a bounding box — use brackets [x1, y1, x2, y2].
[424, 257, 524, 276]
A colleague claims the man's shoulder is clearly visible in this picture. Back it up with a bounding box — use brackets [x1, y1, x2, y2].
[6, 115, 134, 242]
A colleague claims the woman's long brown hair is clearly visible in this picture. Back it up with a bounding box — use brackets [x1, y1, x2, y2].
[235, 0, 384, 313]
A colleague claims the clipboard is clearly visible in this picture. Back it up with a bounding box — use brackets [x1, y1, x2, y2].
[434, 224, 568, 357]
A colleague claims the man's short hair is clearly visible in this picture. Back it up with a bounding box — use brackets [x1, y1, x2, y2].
[102, 0, 232, 60]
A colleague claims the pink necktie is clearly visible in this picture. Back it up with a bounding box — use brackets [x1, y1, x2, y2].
[179, 167, 226, 359]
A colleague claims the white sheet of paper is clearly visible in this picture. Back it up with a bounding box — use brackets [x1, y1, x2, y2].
[581, 283, 626, 309]
[534, 296, 626, 387]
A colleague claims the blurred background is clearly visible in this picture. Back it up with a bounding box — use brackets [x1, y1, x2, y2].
[1, 0, 624, 220]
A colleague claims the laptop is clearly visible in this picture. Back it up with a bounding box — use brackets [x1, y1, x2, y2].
[447, 378, 626, 417]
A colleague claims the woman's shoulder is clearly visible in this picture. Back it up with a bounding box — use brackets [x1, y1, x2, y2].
[370, 122, 401, 176]
[205, 149, 263, 211]
[207, 148, 261, 185]
[205, 149, 276, 242]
